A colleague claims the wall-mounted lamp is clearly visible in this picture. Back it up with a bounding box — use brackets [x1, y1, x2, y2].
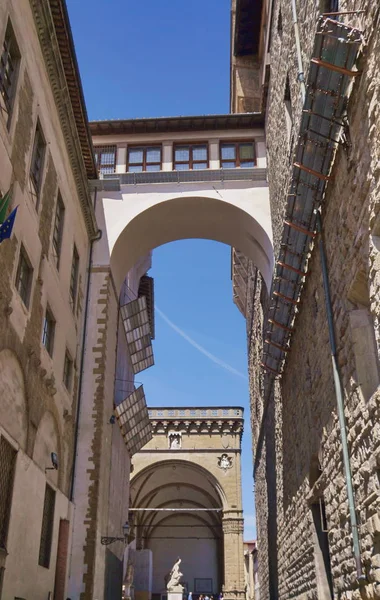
[101, 521, 130, 546]
[45, 452, 59, 472]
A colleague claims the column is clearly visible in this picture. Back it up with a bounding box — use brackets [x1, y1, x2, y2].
[222, 515, 245, 600]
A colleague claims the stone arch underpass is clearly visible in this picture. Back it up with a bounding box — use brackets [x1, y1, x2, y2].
[69, 124, 271, 599]
[127, 408, 245, 600]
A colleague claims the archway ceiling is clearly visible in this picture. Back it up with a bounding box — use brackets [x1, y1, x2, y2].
[131, 462, 223, 534]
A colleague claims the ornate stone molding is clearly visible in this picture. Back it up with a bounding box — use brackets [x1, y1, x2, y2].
[222, 518, 244, 535]
[29, 0, 98, 239]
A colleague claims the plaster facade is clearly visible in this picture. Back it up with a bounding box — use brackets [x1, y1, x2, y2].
[0, 0, 96, 598]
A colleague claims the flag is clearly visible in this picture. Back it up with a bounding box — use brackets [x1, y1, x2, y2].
[0, 206, 18, 244]
[0, 190, 11, 224]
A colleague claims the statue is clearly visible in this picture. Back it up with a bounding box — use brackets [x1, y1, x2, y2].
[165, 557, 184, 591]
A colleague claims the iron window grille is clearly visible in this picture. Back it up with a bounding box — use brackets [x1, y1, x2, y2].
[173, 144, 208, 170]
[127, 146, 161, 172]
[69, 245, 79, 310]
[42, 306, 56, 357]
[38, 484, 55, 568]
[220, 141, 255, 168]
[30, 120, 46, 200]
[0, 20, 20, 125]
[0, 436, 17, 550]
[63, 351, 73, 390]
[94, 145, 117, 175]
[15, 245, 33, 308]
[52, 193, 65, 269]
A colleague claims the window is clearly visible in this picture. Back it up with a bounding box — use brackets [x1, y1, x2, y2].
[42, 306, 55, 356]
[220, 142, 255, 168]
[320, 0, 339, 13]
[127, 146, 161, 172]
[0, 436, 17, 550]
[0, 20, 20, 125]
[173, 144, 208, 170]
[30, 121, 46, 198]
[52, 193, 65, 269]
[284, 76, 293, 140]
[94, 145, 116, 175]
[38, 484, 55, 568]
[277, 9, 283, 38]
[69, 245, 79, 310]
[15, 245, 33, 308]
[63, 351, 73, 390]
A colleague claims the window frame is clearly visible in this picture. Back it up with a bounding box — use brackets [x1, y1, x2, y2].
[0, 435, 17, 551]
[42, 305, 56, 357]
[0, 19, 21, 127]
[69, 244, 79, 311]
[29, 120, 46, 201]
[63, 350, 73, 391]
[94, 145, 117, 175]
[15, 244, 33, 308]
[38, 483, 56, 569]
[126, 145, 162, 172]
[173, 142, 209, 171]
[52, 192, 65, 270]
[219, 140, 256, 168]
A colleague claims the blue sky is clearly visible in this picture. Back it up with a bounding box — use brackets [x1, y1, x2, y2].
[67, 0, 256, 539]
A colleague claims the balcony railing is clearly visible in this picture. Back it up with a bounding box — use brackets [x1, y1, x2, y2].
[90, 167, 267, 191]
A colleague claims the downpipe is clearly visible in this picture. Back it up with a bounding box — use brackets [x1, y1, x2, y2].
[291, 0, 306, 102]
[70, 187, 102, 501]
[316, 212, 365, 582]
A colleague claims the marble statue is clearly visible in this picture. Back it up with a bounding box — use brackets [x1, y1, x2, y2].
[165, 557, 184, 591]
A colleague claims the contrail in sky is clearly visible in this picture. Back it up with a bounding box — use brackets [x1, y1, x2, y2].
[155, 305, 247, 380]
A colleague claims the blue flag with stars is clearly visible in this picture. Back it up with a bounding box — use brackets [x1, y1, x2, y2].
[0, 206, 18, 244]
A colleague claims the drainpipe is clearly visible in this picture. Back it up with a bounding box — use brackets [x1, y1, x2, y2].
[290, 0, 306, 103]
[70, 187, 102, 500]
[316, 212, 364, 581]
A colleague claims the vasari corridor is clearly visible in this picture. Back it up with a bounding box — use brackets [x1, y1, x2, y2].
[0, 0, 379, 599]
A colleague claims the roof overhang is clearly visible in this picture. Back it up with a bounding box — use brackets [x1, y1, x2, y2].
[120, 296, 154, 374]
[115, 386, 153, 455]
[234, 0, 264, 57]
[89, 113, 265, 136]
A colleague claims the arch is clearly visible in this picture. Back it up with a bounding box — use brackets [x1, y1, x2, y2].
[0, 348, 28, 450]
[130, 459, 228, 511]
[106, 193, 274, 294]
[33, 410, 61, 487]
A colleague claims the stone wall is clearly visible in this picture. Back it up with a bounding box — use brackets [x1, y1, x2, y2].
[248, 1, 380, 599]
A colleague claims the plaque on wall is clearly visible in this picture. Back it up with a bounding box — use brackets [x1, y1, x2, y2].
[194, 579, 213, 594]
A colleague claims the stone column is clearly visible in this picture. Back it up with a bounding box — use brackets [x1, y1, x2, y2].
[222, 515, 245, 600]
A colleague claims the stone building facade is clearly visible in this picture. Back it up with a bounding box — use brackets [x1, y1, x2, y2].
[231, 1, 380, 599]
[0, 0, 98, 598]
[130, 406, 246, 600]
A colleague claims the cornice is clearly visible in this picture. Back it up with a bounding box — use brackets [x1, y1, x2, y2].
[29, 0, 98, 239]
[150, 418, 243, 436]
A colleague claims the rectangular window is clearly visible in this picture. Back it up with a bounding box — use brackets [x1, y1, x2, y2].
[127, 146, 161, 172]
[220, 141, 255, 168]
[94, 145, 117, 175]
[42, 306, 55, 357]
[63, 351, 73, 390]
[69, 245, 79, 310]
[52, 193, 65, 269]
[38, 484, 55, 568]
[30, 120, 46, 198]
[0, 436, 17, 550]
[0, 20, 20, 124]
[15, 245, 33, 308]
[173, 144, 208, 170]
